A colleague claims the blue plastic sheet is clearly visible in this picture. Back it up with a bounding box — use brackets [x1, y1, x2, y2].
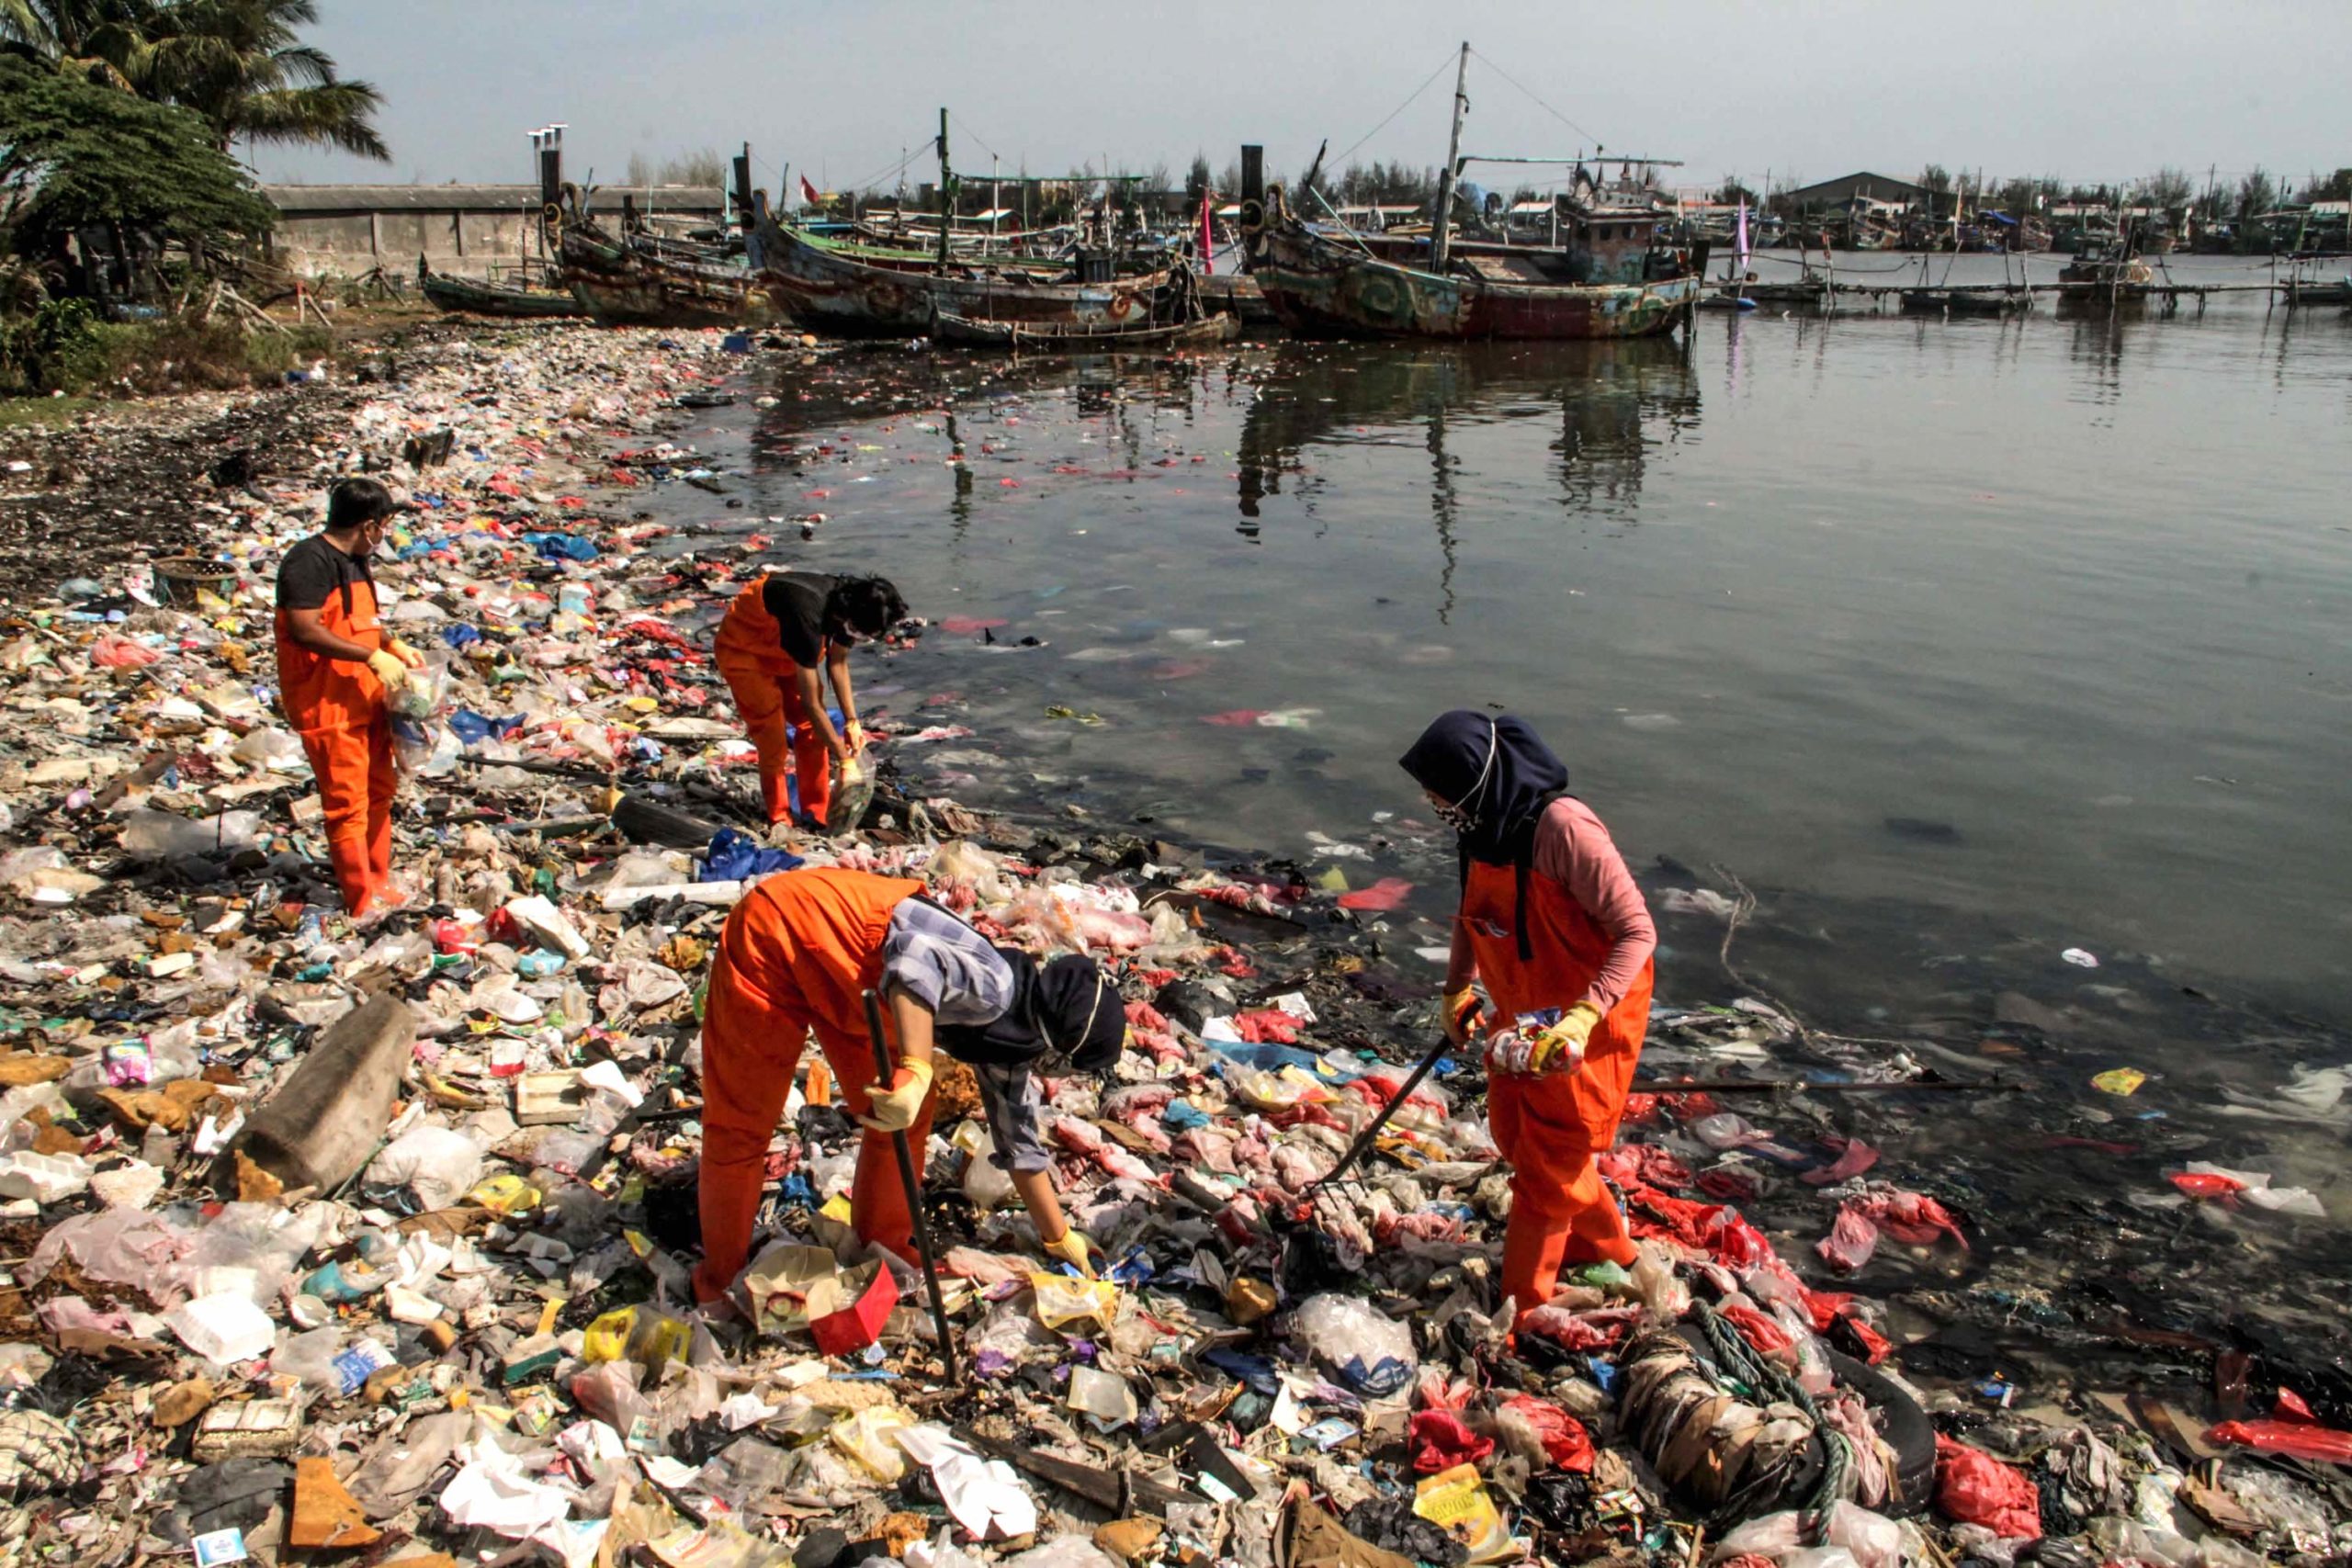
[447, 709, 524, 747]
[441, 625, 482, 649]
[701, 829, 802, 884]
[523, 532, 599, 562]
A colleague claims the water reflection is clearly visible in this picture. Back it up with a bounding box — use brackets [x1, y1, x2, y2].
[1234, 338, 1702, 550]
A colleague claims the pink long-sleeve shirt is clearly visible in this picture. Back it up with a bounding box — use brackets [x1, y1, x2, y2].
[1450, 796, 1657, 1014]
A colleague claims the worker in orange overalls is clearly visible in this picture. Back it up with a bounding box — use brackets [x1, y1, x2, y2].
[1400, 710, 1657, 1325]
[273, 479, 424, 918]
[694, 866, 1125, 1304]
[712, 571, 905, 830]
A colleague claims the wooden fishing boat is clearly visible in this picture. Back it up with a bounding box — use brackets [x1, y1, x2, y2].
[1240, 46, 1701, 341]
[2281, 276, 2352, 308]
[755, 217, 1170, 336]
[1900, 288, 2029, 317]
[1246, 187, 1700, 339]
[2054, 248, 2155, 310]
[932, 310, 1240, 351]
[418, 265, 584, 320]
[560, 208, 771, 328]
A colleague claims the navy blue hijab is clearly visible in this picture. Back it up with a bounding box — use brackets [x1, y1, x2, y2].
[1399, 710, 1572, 959]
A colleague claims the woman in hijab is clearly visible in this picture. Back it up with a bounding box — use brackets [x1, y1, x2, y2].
[694, 866, 1125, 1303]
[1399, 710, 1657, 1325]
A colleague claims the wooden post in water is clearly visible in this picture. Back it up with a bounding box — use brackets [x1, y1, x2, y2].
[1430, 41, 1470, 273]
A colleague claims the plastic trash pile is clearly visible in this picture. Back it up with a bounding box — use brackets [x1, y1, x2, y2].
[0, 322, 2343, 1567]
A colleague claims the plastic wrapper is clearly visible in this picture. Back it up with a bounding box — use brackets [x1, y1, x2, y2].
[1292, 1293, 1416, 1397]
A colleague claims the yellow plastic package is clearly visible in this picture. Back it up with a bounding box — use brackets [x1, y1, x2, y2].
[829, 1404, 914, 1483]
[1414, 1463, 1517, 1563]
[1030, 1272, 1118, 1331]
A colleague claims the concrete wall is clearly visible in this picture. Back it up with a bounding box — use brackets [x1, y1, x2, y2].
[270, 209, 549, 279]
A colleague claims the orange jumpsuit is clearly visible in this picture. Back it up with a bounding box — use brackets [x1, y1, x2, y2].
[1464, 858, 1654, 1318]
[714, 577, 833, 826]
[695, 867, 934, 1302]
[273, 558, 396, 915]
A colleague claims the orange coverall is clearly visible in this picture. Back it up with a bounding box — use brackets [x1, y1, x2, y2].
[714, 577, 833, 826]
[273, 567, 396, 915]
[694, 867, 934, 1303]
[1464, 857, 1654, 1319]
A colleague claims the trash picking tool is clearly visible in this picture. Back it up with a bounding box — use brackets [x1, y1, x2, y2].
[862, 988, 959, 1382]
[1304, 1030, 1456, 1201]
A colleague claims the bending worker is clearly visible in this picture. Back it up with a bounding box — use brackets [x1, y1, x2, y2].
[694, 865, 1125, 1303]
[272, 478, 424, 918]
[713, 570, 906, 830]
[1399, 709, 1657, 1325]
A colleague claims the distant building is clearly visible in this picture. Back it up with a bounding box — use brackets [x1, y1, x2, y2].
[1779, 172, 1932, 211]
[262, 184, 727, 277]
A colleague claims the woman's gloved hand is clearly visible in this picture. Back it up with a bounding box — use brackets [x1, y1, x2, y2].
[843, 718, 866, 754]
[1524, 1002, 1602, 1073]
[1042, 1225, 1098, 1277]
[1442, 986, 1480, 1047]
[857, 1057, 932, 1132]
[387, 637, 426, 670]
[840, 753, 865, 785]
[366, 649, 409, 694]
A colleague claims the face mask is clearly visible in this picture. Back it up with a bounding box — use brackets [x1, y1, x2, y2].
[1431, 796, 1476, 834]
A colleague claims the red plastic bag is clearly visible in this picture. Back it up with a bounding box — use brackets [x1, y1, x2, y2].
[2208, 1418, 2352, 1465]
[2170, 1171, 2244, 1200]
[1816, 1206, 1880, 1272]
[1410, 1407, 1494, 1473]
[1935, 1436, 2043, 1540]
[1499, 1394, 1596, 1472]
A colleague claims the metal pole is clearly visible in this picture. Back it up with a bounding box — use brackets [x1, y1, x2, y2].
[863, 990, 959, 1382]
[1303, 1032, 1453, 1199]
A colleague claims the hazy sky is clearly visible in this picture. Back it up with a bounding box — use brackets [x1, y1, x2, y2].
[258, 0, 2346, 197]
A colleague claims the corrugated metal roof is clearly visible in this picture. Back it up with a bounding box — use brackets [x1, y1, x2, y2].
[265, 184, 727, 216]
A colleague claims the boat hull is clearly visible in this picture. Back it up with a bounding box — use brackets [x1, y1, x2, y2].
[934, 311, 1241, 351]
[1250, 223, 1697, 340]
[421, 274, 584, 319]
[567, 272, 765, 329]
[758, 221, 1168, 336]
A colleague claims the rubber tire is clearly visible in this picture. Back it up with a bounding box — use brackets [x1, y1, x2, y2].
[1827, 1348, 1937, 1519]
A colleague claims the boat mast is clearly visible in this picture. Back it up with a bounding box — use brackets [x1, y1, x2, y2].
[936, 107, 953, 269]
[1431, 40, 1470, 272]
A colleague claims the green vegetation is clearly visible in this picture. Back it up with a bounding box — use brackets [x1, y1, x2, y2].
[0, 0, 386, 159]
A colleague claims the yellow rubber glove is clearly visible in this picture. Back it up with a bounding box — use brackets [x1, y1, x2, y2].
[366, 648, 408, 694]
[1442, 986, 1479, 1046]
[840, 753, 865, 785]
[843, 718, 866, 754]
[857, 1057, 932, 1132]
[1526, 1002, 1603, 1073]
[1042, 1225, 1098, 1277]
[387, 637, 425, 670]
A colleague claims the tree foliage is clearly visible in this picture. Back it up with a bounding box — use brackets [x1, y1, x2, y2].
[1, 0, 385, 159]
[0, 53, 275, 257]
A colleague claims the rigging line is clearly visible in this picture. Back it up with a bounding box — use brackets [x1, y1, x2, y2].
[948, 112, 1002, 164]
[1328, 47, 1461, 172]
[1467, 47, 1598, 149]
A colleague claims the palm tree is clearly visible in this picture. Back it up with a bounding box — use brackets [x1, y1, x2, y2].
[124, 0, 388, 161]
[0, 0, 144, 85]
[4, 0, 387, 161]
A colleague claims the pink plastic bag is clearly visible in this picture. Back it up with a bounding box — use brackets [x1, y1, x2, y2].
[91, 634, 159, 668]
[1816, 1206, 1881, 1271]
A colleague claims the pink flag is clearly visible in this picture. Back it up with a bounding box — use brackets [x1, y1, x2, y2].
[1200, 190, 1216, 276]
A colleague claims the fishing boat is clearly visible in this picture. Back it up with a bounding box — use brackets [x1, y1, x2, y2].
[417, 262, 584, 320]
[2281, 276, 2352, 308]
[756, 216, 1170, 336]
[559, 199, 771, 328]
[2054, 248, 2155, 309]
[1242, 44, 1702, 340]
[1899, 288, 2030, 317]
[931, 310, 1240, 351]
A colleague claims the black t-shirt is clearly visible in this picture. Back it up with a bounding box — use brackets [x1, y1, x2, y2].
[276, 535, 373, 616]
[763, 572, 838, 667]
